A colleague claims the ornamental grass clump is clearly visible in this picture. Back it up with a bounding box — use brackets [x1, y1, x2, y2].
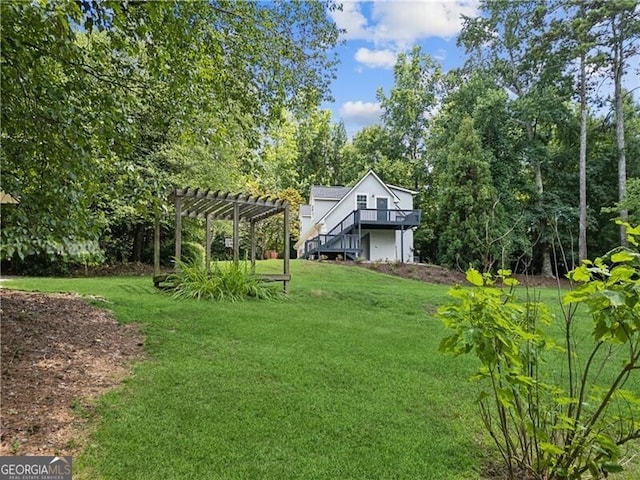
[168, 259, 280, 301]
[438, 223, 640, 480]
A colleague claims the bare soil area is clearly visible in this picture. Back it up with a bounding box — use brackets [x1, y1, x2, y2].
[0, 289, 144, 456]
[355, 261, 568, 288]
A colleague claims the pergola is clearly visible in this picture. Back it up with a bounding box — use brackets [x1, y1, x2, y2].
[154, 188, 291, 293]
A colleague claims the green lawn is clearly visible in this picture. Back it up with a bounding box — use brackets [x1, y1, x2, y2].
[5, 261, 638, 479]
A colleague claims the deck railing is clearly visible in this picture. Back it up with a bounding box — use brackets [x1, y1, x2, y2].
[304, 233, 360, 253]
[325, 208, 420, 237]
[304, 208, 421, 259]
[355, 208, 421, 225]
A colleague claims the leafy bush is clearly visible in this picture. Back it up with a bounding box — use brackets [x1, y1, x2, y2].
[181, 242, 206, 266]
[168, 259, 280, 301]
[438, 224, 640, 479]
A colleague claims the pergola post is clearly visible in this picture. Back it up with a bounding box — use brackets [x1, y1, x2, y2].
[284, 203, 290, 294]
[233, 202, 240, 263]
[205, 214, 212, 270]
[250, 221, 256, 272]
[174, 196, 182, 265]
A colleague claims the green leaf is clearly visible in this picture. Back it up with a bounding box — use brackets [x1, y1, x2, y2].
[503, 277, 519, 287]
[466, 268, 484, 286]
[601, 289, 626, 307]
[568, 264, 591, 282]
[611, 250, 637, 263]
[539, 442, 564, 456]
[601, 462, 623, 473]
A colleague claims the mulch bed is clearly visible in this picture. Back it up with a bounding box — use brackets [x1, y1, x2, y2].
[354, 261, 568, 288]
[0, 289, 145, 456]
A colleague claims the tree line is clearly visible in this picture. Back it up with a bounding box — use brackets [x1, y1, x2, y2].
[1, 0, 639, 275]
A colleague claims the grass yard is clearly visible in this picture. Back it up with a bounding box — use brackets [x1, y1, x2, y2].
[4, 260, 639, 479]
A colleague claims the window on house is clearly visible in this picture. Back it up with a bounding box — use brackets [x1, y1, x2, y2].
[356, 194, 367, 210]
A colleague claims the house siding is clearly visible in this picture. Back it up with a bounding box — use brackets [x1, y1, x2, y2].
[396, 229, 414, 263]
[389, 188, 413, 210]
[299, 171, 418, 262]
[323, 175, 398, 229]
[360, 230, 394, 261]
[300, 214, 312, 238]
[313, 199, 337, 230]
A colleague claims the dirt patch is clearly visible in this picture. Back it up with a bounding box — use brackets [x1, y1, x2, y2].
[356, 262, 467, 285]
[0, 289, 144, 456]
[353, 262, 568, 288]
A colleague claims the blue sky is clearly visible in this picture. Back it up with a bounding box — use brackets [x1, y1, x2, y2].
[322, 1, 479, 136]
[322, 1, 640, 138]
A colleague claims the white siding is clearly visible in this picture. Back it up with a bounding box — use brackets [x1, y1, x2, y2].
[300, 215, 312, 238]
[396, 229, 415, 263]
[389, 188, 414, 210]
[367, 230, 396, 261]
[313, 199, 336, 224]
[323, 175, 396, 228]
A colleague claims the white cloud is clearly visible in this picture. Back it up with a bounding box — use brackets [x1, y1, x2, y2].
[433, 48, 447, 62]
[330, 2, 371, 40]
[354, 48, 397, 69]
[329, 1, 478, 70]
[339, 101, 382, 127]
[371, 0, 479, 43]
[330, 1, 479, 45]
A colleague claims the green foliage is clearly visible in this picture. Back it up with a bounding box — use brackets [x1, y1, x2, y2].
[434, 116, 507, 270]
[603, 178, 640, 226]
[169, 260, 280, 302]
[377, 45, 441, 191]
[338, 125, 411, 186]
[1, 0, 339, 267]
[181, 242, 206, 267]
[439, 227, 640, 479]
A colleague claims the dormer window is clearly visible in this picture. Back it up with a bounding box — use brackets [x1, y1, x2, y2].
[356, 194, 367, 210]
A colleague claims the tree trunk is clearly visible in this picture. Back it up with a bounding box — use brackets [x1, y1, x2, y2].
[132, 224, 145, 263]
[579, 52, 588, 262]
[527, 122, 554, 277]
[613, 13, 627, 246]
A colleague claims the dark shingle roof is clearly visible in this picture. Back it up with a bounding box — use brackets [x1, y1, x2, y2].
[311, 186, 350, 200]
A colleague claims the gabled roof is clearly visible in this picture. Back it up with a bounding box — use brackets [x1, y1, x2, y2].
[317, 170, 401, 225]
[310, 186, 350, 200]
[387, 184, 418, 195]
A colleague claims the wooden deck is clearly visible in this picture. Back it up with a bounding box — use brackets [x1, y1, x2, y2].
[303, 208, 421, 261]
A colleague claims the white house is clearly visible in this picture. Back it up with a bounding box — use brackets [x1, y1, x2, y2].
[295, 170, 421, 262]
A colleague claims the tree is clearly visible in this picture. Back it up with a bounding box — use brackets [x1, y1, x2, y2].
[459, 0, 572, 276]
[377, 45, 441, 191]
[601, 1, 640, 245]
[426, 71, 528, 268]
[337, 125, 413, 188]
[1, 0, 340, 267]
[435, 116, 504, 270]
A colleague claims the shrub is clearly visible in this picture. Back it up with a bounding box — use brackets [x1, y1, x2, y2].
[181, 242, 206, 267]
[438, 224, 640, 479]
[168, 259, 280, 301]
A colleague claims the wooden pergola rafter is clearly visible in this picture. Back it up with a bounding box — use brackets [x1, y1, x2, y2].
[154, 187, 291, 293]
